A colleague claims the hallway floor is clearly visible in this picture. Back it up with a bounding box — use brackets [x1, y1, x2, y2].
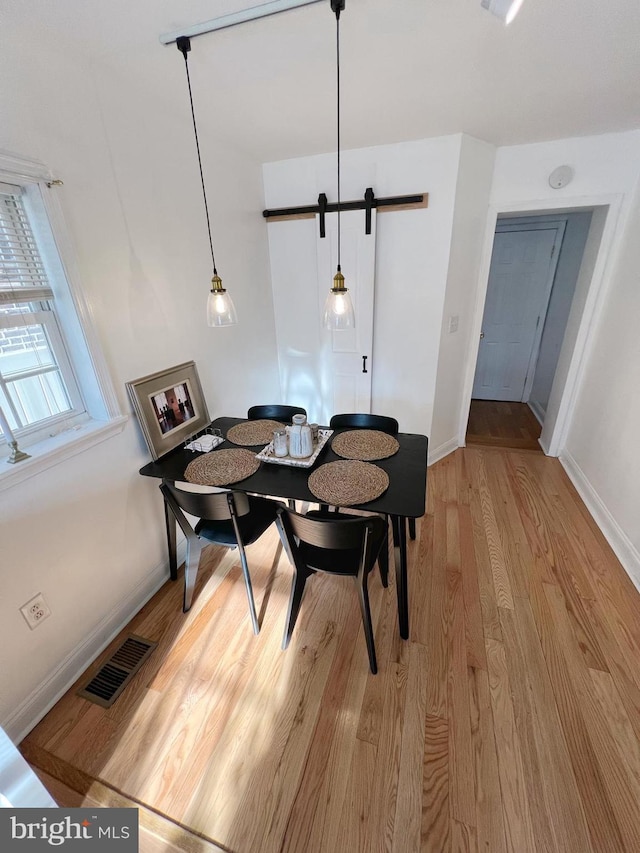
[466, 399, 542, 451]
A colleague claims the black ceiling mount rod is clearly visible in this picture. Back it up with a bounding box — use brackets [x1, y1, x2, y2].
[263, 0, 429, 238]
[263, 188, 428, 236]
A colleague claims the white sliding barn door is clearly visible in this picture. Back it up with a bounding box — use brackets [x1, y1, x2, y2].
[316, 210, 376, 421]
[268, 209, 376, 425]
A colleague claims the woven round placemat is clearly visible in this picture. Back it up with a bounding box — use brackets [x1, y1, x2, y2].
[307, 460, 389, 506]
[331, 429, 400, 461]
[225, 419, 285, 446]
[184, 449, 260, 486]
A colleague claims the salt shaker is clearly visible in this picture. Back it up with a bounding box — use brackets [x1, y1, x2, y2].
[288, 413, 313, 458]
[273, 428, 288, 457]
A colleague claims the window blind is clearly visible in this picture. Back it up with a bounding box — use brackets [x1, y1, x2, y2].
[0, 190, 54, 302]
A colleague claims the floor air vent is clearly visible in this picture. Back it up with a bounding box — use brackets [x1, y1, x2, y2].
[77, 634, 157, 708]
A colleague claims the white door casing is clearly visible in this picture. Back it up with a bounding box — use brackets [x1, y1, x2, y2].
[472, 226, 564, 402]
[458, 195, 624, 459]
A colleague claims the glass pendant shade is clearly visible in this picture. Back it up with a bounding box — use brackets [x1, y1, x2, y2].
[207, 273, 237, 327]
[323, 268, 355, 330]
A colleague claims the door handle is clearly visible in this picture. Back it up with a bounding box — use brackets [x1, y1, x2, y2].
[362, 355, 368, 373]
[480, 332, 485, 339]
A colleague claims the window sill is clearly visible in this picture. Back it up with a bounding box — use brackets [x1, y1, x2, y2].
[0, 415, 128, 492]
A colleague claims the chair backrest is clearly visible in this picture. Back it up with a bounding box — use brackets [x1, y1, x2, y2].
[162, 481, 250, 521]
[278, 508, 384, 577]
[329, 413, 399, 435]
[247, 405, 307, 422]
[283, 508, 375, 549]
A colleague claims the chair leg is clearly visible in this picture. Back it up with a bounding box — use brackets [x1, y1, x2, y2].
[377, 534, 389, 588]
[409, 517, 416, 540]
[237, 542, 260, 635]
[355, 573, 377, 674]
[282, 567, 309, 650]
[183, 533, 203, 613]
[164, 497, 178, 581]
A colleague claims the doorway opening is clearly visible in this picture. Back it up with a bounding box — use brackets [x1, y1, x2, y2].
[465, 209, 594, 451]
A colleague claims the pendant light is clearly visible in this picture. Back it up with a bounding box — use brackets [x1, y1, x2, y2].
[177, 36, 238, 327]
[323, 0, 355, 331]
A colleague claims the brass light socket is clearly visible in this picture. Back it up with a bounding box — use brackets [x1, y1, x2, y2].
[332, 269, 347, 292]
[211, 273, 226, 293]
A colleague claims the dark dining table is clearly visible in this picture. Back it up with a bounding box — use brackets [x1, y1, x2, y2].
[139, 416, 428, 639]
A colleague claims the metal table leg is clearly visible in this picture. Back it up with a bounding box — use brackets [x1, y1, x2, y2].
[409, 517, 416, 540]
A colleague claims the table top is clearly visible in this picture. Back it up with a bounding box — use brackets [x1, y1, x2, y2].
[140, 416, 428, 518]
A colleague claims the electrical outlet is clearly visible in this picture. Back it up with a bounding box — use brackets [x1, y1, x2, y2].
[20, 593, 51, 630]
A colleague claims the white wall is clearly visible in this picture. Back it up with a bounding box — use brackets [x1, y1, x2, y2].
[562, 185, 640, 583]
[430, 135, 495, 462]
[0, 26, 279, 739]
[264, 135, 462, 436]
[490, 132, 640, 204]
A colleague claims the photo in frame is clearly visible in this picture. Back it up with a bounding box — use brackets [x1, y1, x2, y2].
[126, 361, 210, 460]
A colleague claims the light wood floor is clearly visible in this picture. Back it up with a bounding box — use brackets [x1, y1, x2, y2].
[466, 400, 542, 450]
[32, 768, 226, 852]
[21, 448, 640, 853]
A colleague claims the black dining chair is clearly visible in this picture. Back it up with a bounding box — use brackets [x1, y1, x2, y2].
[160, 481, 284, 628]
[329, 412, 399, 435]
[248, 404, 308, 511]
[329, 412, 416, 540]
[276, 507, 388, 674]
[247, 405, 306, 422]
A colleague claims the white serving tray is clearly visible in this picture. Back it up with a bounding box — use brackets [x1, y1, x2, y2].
[255, 429, 333, 468]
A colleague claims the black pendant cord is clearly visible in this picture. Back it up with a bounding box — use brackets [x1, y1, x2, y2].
[335, 7, 341, 272]
[178, 39, 218, 275]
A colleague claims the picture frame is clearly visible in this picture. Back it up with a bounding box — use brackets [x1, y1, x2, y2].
[126, 361, 210, 460]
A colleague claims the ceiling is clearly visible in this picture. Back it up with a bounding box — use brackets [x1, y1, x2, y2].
[5, 0, 640, 162]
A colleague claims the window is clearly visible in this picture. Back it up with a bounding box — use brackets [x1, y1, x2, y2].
[0, 183, 84, 435]
[0, 150, 124, 484]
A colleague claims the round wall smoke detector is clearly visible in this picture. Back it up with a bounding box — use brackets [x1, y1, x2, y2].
[548, 165, 574, 189]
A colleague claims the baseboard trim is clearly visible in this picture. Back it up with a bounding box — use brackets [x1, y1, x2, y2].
[428, 437, 459, 466]
[560, 450, 640, 592]
[5, 540, 186, 744]
[527, 399, 545, 427]
[538, 432, 551, 455]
